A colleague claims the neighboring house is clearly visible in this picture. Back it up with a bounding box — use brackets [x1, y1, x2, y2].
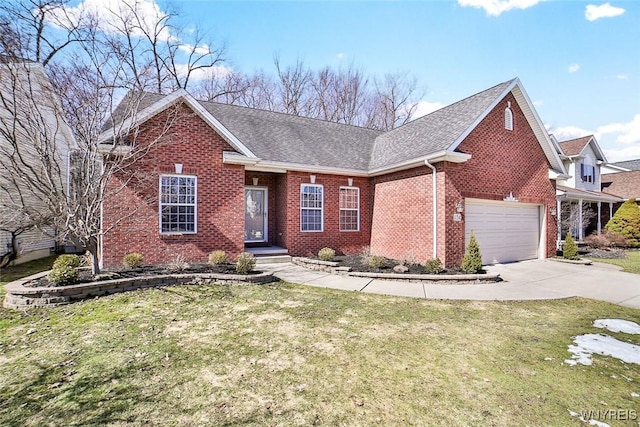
[601, 158, 640, 175]
[0, 57, 74, 266]
[601, 170, 640, 205]
[552, 135, 623, 240]
[100, 78, 566, 268]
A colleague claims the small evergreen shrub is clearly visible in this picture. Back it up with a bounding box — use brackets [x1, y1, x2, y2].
[425, 258, 443, 274]
[208, 250, 228, 265]
[318, 247, 336, 261]
[235, 252, 256, 274]
[123, 252, 144, 269]
[461, 232, 483, 274]
[562, 231, 579, 260]
[605, 198, 640, 247]
[368, 255, 386, 269]
[48, 255, 82, 286]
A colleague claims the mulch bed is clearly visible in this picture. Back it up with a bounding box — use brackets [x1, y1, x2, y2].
[24, 263, 257, 288]
[333, 254, 481, 275]
[580, 247, 631, 259]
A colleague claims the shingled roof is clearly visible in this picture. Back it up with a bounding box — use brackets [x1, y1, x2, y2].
[601, 170, 640, 200]
[103, 78, 562, 174]
[369, 79, 515, 170]
[612, 159, 640, 171]
[558, 136, 592, 156]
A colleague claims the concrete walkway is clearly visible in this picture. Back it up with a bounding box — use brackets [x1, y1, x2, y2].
[261, 259, 640, 309]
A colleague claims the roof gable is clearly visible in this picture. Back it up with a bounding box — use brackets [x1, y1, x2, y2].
[558, 135, 607, 162]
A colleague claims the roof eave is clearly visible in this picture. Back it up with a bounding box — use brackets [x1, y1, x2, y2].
[368, 151, 471, 177]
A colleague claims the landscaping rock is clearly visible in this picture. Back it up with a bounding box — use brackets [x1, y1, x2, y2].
[393, 265, 409, 273]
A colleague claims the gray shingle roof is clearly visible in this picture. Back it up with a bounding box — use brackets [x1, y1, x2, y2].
[106, 79, 518, 172]
[612, 159, 640, 171]
[368, 79, 515, 170]
[201, 102, 381, 170]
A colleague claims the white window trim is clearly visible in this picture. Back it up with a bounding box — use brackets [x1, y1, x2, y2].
[300, 183, 324, 232]
[339, 186, 360, 232]
[159, 174, 198, 235]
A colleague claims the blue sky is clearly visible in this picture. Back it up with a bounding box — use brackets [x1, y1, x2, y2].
[56, 0, 640, 162]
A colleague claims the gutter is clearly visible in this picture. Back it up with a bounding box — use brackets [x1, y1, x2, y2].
[424, 159, 437, 260]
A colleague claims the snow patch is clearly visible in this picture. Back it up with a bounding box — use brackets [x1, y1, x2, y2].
[594, 319, 640, 335]
[565, 333, 640, 366]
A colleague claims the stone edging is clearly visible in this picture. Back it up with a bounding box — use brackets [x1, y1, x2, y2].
[3, 269, 276, 309]
[293, 257, 500, 283]
[548, 257, 593, 265]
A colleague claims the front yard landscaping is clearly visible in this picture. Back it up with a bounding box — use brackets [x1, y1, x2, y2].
[1, 280, 639, 426]
[588, 250, 640, 275]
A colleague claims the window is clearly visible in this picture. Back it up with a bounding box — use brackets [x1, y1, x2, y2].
[159, 175, 197, 233]
[300, 184, 323, 232]
[580, 163, 595, 183]
[504, 106, 514, 131]
[339, 187, 360, 231]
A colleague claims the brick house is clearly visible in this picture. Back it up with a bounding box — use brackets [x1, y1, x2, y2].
[99, 78, 566, 268]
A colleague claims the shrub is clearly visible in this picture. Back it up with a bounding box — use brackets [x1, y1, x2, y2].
[48, 255, 82, 286]
[368, 255, 386, 269]
[235, 252, 256, 274]
[582, 233, 609, 249]
[123, 252, 144, 269]
[563, 231, 579, 260]
[461, 232, 483, 274]
[208, 250, 228, 265]
[425, 258, 443, 274]
[605, 199, 640, 247]
[318, 247, 336, 261]
[169, 254, 189, 271]
[605, 230, 629, 247]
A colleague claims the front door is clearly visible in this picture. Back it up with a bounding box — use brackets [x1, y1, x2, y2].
[245, 187, 268, 243]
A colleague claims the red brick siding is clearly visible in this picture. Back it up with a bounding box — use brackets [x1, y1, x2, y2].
[282, 171, 371, 257]
[102, 103, 245, 267]
[370, 167, 435, 262]
[443, 92, 557, 266]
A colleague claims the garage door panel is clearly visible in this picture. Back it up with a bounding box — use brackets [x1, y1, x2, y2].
[465, 199, 540, 265]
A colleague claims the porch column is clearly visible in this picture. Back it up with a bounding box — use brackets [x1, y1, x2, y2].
[597, 201, 602, 234]
[610, 202, 613, 220]
[557, 199, 562, 241]
[578, 199, 584, 240]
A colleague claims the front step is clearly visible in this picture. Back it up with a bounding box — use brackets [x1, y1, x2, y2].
[254, 255, 292, 264]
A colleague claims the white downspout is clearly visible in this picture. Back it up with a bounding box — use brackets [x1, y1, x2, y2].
[424, 160, 437, 259]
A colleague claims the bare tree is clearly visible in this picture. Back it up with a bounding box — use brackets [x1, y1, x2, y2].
[0, 0, 228, 273]
[365, 71, 422, 130]
[560, 202, 597, 239]
[309, 66, 368, 125]
[274, 56, 313, 116]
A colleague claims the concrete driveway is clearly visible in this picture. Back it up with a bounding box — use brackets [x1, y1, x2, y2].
[265, 259, 640, 309]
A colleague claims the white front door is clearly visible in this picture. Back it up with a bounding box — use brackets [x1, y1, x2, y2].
[245, 187, 268, 243]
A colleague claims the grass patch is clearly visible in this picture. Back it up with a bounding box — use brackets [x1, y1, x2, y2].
[1, 283, 639, 426]
[589, 251, 640, 274]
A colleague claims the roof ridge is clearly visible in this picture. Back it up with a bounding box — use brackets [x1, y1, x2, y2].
[194, 96, 383, 134]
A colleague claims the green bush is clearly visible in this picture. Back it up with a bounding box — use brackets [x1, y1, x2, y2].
[48, 255, 82, 286]
[562, 231, 579, 260]
[123, 252, 144, 269]
[318, 247, 336, 261]
[368, 255, 386, 269]
[208, 250, 228, 265]
[425, 258, 443, 274]
[461, 232, 483, 274]
[605, 198, 640, 247]
[235, 252, 256, 274]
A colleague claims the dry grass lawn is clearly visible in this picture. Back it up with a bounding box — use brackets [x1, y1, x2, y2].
[1, 278, 640, 426]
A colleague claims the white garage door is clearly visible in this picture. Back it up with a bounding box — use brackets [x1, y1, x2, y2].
[465, 198, 541, 265]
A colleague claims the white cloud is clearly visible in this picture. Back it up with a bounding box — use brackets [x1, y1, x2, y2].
[179, 44, 211, 56]
[173, 63, 233, 81]
[533, 100, 544, 107]
[549, 125, 591, 142]
[47, 0, 176, 41]
[616, 74, 628, 80]
[568, 64, 580, 73]
[412, 100, 447, 118]
[336, 53, 345, 60]
[585, 3, 625, 21]
[457, 0, 544, 16]
[597, 113, 640, 145]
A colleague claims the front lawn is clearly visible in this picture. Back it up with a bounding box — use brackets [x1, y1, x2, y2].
[0, 256, 58, 297]
[589, 250, 640, 274]
[1, 283, 639, 426]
